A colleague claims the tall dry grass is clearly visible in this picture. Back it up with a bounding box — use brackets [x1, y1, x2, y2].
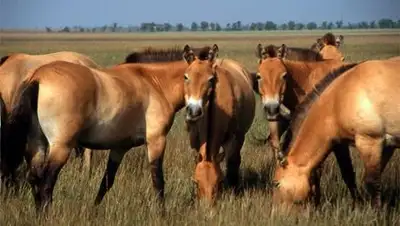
[1, 31, 400, 226]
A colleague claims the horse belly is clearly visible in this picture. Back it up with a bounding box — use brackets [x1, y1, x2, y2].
[79, 111, 147, 150]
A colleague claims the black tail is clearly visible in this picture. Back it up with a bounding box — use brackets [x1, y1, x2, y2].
[1, 81, 39, 180]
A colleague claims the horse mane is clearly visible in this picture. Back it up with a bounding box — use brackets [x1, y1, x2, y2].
[322, 32, 337, 46]
[280, 62, 360, 153]
[124, 46, 211, 64]
[0, 55, 10, 66]
[124, 46, 183, 63]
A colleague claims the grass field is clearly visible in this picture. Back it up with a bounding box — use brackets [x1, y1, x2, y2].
[0, 30, 400, 226]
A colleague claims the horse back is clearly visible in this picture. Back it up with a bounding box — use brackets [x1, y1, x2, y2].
[215, 59, 256, 134]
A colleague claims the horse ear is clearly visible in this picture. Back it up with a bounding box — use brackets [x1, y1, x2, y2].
[256, 43, 263, 60]
[183, 44, 195, 64]
[278, 44, 288, 59]
[208, 44, 219, 62]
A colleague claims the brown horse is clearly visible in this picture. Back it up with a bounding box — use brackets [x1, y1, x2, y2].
[256, 44, 323, 62]
[255, 44, 360, 205]
[255, 43, 345, 153]
[310, 33, 344, 52]
[2, 50, 193, 211]
[182, 44, 255, 204]
[0, 51, 100, 185]
[274, 60, 400, 209]
[2, 45, 223, 212]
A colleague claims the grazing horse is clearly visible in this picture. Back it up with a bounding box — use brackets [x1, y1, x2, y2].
[0, 51, 99, 185]
[274, 60, 400, 209]
[255, 43, 345, 154]
[182, 44, 255, 204]
[254, 44, 361, 205]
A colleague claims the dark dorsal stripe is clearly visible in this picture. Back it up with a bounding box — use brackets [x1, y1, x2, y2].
[124, 46, 210, 64]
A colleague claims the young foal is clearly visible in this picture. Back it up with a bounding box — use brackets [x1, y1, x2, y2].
[0, 51, 100, 185]
[182, 44, 255, 204]
[274, 60, 400, 208]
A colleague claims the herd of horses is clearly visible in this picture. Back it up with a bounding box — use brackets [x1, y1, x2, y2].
[0, 32, 399, 214]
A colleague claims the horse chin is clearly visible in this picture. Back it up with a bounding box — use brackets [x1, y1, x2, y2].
[266, 114, 279, 121]
[185, 114, 203, 123]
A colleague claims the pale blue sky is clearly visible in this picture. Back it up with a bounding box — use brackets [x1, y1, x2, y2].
[0, 0, 399, 29]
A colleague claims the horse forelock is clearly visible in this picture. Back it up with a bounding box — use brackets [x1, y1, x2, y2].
[281, 62, 361, 155]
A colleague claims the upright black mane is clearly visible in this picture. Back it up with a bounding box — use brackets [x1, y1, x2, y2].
[0, 55, 10, 66]
[280, 62, 361, 154]
[124, 46, 211, 64]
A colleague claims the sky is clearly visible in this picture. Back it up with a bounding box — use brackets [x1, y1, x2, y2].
[0, 0, 399, 29]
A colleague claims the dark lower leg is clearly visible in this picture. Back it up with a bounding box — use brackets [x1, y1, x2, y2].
[332, 144, 362, 204]
[94, 156, 123, 205]
[150, 157, 165, 201]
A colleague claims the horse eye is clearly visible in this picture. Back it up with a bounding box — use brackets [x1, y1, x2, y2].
[281, 73, 287, 80]
[208, 75, 215, 84]
[256, 73, 262, 80]
[184, 73, 189, 81]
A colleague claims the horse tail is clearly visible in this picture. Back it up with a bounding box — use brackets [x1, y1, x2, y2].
[1, 80, 39, 179]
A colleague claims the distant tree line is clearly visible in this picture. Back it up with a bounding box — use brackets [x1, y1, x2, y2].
[45, 18, 400, 33]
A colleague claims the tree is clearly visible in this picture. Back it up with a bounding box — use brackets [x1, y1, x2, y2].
[232, 21, 242, 31]
[279, 23, 288, 30]
[215, 23, 222, 31]
[256, 22, 264, 31]
[369, 21, 376, 29]
[210, 22, 216, 31]
[264, 21, 277, 30]
[200, 21, 209, 31]
[176, 23, 184, 32]
[250, 23, 257, 31]
[45, 27, 52, 32]
[320, 21, 328, 29]
[191, 22, 198, 31]
[111, 22, 118, 32]
[164, 23, 172, 32]
[295, 23, 304, 30]
[306, 22, 317, 30]
[378, 18, 394, 28]
[225, 23, 231, 31]
[327, 22, 334, 29]
[287, 21, 296, 30]
[61, 26, 70, 32]
[335, 20, 343, 29]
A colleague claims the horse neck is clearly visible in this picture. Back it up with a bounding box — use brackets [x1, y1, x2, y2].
[287, 99, 336, 175]
[283, 60, 321, 98]
[148, 61, 187, 112]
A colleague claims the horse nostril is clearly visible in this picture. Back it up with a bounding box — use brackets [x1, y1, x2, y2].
[264, 103, 279, 116]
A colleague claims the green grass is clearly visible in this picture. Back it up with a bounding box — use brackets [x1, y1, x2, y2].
[1, 31, 400, 226]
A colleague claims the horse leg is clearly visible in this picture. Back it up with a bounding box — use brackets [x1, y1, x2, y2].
[224, 135, 245, 191]
[310, 166, 322, 207]
[355, 136, 393, 208]
[38, 143, 72, 212]
[83, 148, 93, 177]
[94, 148, 127, 205]
[331, 143, 362, 207]
[75, 146, 92, 177]
[147, 136, 166, 202]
